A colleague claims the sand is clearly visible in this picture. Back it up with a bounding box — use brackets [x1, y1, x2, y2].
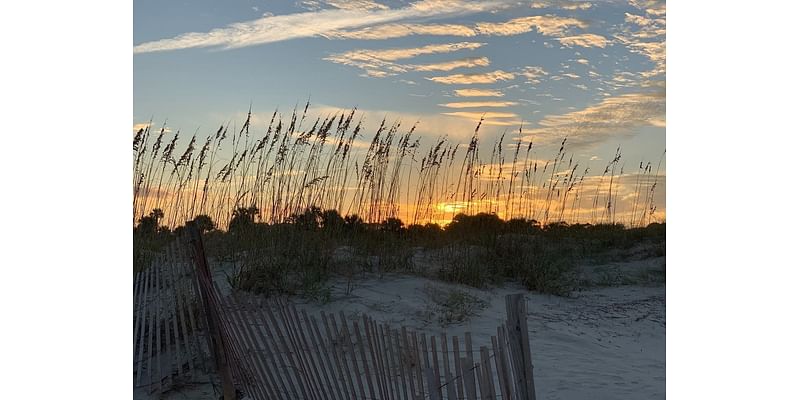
[140, 261, 665, 400]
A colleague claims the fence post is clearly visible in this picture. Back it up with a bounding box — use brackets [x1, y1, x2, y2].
[186, 221, 237, 400]
[505, 294, 536, 400]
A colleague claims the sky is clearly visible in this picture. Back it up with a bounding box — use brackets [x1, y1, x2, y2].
[133, 0, 666, 223]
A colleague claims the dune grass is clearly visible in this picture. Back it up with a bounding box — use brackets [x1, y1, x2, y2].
[133, 105, 666, 297]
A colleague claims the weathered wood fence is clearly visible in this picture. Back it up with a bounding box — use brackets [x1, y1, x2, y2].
[134, 223, 537, 399]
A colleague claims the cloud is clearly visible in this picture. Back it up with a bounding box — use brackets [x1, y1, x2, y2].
[439, 101, 519, 108]
[325, 42, 485, 76]
[133, 0, 504, 53]
[441, 111, 526, 126]
[561, 2, 594, 10]
[412, 57, 490, 72]
[531, 1, 593, 10]
[624, 12, 652, 27]
[618, 3, 665, 79]
[133, 123, 172, 133]
[328, 13, 589, 41]
[628, 0, 666, 17]
[427, 70, 515, 84]
[522, 90, 666, 147]
[133, 123, 150, 132]
[453, 88, 505, 97]
[519, 66, 549, 84]
[476, 15, 587, 37]
[301, 0, 390, 11]
[325, 23, 477, 40]
[559, 33, 609, 48]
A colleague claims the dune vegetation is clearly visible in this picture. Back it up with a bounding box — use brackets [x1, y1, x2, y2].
[133, 105, 666, 297]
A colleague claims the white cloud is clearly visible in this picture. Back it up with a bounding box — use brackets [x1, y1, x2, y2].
[439, 101, 519, 108]
[559, 33, 609, 48]
[133, 0, 505, 53]
[441, 111, 526, 126]
[325, 42, 485, 76]
[412, 57, 490, 72]
[315, 0, 389, 11]
[531, 1, 593, 10]
[453, 88, 505, 97]
[519, 66, 549, 84]
[325, 23, 477, 40]
[476, 15, 587, 37]
[522, 90, 666, 147]
[427, 70, 515, 84]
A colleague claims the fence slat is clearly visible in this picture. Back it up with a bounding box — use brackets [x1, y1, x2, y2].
[301, 310, 341, 399]
[373, 320, 391, 400]
[385, 325, 402, 400]
[464, 332, 477, 398]
[506, 294, 536, 400]
[224, 295, 280, 399]
[288, 303, 327, 400]
[461, 357, 477, 400]
[480, 346, 496, 400]
[396, 328, 410, 400]
[165, 248, 182, 386]
[263, 303, 311, 399]
[277, 299, 319, 399]
[247, 301, 293, 400]
[412, 331, 425, 399]
[155, 258, 165, 393]
[426, 367, 442, 400]
[493, 329, 511, 400]
[327, 314, 358, 398]
[361, 316, 381, 400]
[441, 333, 457, 400]
[134, 259, 151, 387]
[339, 312, 367, 400]
[353, 318, 377, 400]
[308, 312, 345, 400]
[430, 336, 442, 399]
[452, 336, 464, 400]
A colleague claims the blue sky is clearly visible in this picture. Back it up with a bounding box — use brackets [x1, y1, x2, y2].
[133, 0, 666, 219]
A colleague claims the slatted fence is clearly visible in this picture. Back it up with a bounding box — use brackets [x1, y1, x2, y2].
[134, 223, 537, 399]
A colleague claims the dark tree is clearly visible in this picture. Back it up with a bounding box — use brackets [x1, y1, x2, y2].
[229, 206, 259, 233]
[193, 214, 216, 233]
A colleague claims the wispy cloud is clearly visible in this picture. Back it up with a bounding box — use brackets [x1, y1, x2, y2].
[453, 88, 504, 97]
[427, 70, 515, 84]
[325, 23, 477, 40]
[299, 0, 389, 11]
[531, 1, 593, 11]
[476, 15, 587, 36]
[413, 57, 491, 72]
[327, 13, 590, 41]
[522, 90, 666, 147]
[559, 33, 609, 48]
[133, 0, 504, 53]
[441, 111, 525, 126]
[325, 42, 485, 77]
[439, 101, 519, 108]
[519, 66, 549, 84]
[617, 1, 666, 79]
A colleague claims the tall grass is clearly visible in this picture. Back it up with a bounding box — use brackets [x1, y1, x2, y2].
[133, 104, 665, 230]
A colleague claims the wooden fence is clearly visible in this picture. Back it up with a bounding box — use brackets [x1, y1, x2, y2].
[134, 223, 537, 399]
